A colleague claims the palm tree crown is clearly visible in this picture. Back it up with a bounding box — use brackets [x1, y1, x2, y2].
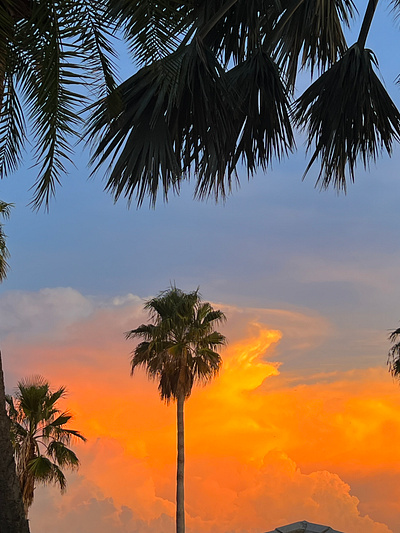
[126, 286, 226, 533]
[6, 376, 86, 516]
[126, 286, 227, 402]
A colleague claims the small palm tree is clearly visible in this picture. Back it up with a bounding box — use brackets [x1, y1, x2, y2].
[388, 328, 400, 381]
[126, 286, 226, 533]
[6, 376, 86, 516]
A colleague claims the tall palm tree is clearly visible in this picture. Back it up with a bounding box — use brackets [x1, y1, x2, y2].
[88, 0, 400, 206]
[6, 376, 86, 516]
[126, 287, 226, 533]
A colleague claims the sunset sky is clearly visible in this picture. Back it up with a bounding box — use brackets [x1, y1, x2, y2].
[2, 3, 400, 533]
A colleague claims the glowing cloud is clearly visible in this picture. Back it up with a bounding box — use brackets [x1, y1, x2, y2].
[1, 289, 397, 533]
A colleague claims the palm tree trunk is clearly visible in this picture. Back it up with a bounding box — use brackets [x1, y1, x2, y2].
[0, 353, 30, 533]
[176, 394, 185, 533]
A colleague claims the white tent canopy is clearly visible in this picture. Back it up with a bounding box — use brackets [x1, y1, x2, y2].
[265, 520, 344, 533]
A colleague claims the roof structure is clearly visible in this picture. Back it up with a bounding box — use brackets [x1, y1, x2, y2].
[265, 520, 345, 533]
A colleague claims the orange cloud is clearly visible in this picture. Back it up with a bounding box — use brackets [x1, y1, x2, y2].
[1, 289, 398, 533]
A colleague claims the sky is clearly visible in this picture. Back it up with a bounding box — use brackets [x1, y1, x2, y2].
[2, 2, 400, 533]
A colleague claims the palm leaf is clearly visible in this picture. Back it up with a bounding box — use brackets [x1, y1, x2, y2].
[16, 0, 82, 210]
[89, 40, 233, 206]
[16, 377, 49, 423]
[27, 456, 67, 491]
[220, 47, 293, 192]
[0, 0, 118, 209]
[45, 413, 71, 429]
[192, 0, 271, 65]
[46, 441, 80, 467]
[44, 386, 67, 409]
[110, 0, 185, 66]
[0, 65, 26, 180]
[191, 350, 222, 382]
[293, 44, 400, 191]
[72, 0, 118, 99]
[273, 0, 355, 89]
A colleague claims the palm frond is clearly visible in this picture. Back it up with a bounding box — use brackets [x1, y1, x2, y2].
[27, 456, 67, 491]
[16, 377, 49, 423]
[294, 44, 400, 191]
[0, 200, 12, 219]
[0, 0, 119, 209]
[46, 441, 80, 467]
[273, 0, 355, 89]
[190, 347, 222, 382]
[219, 47, 293, 191]
[45, 386, 67, 408]
[88, 53, 182, 206]
[0, 201, 12, 281]
[45, 412, 71, 429]
[72, 0, 119, 99]
[198, 307, 226, 326]
[126, 323, 157, 341]
[193, 0, 268, 64]
[110, 0, 185, 66]
[88, 39, 234, 206]
[0, 71, 26, 178]
[17, 0, 82, 210]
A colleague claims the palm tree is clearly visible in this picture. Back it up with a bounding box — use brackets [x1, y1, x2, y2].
[0, 202, 29, 533]
[388, 328, 400, 381]
[88, 0, 400, 206]
[126, 287, 226, 533]
[6, 376, 86, 516]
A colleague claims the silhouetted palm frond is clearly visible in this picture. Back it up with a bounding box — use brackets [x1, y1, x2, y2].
[0, 0, 117, 209]
[89, 40, 234, 205]
[294, 44, 400, 191]
[109, 0, 186, 65]
[223, 47, 294, 186]
[273, 0, 355, 89]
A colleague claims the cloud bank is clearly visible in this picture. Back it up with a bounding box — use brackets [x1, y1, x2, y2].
[1, 288, 397, 533]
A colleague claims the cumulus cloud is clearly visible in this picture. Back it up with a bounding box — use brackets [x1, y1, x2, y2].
[0, 287, 95, 340]
[1, 288, 397, 533]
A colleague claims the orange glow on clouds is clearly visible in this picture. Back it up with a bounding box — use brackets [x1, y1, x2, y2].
[2, 288, 399, 533]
